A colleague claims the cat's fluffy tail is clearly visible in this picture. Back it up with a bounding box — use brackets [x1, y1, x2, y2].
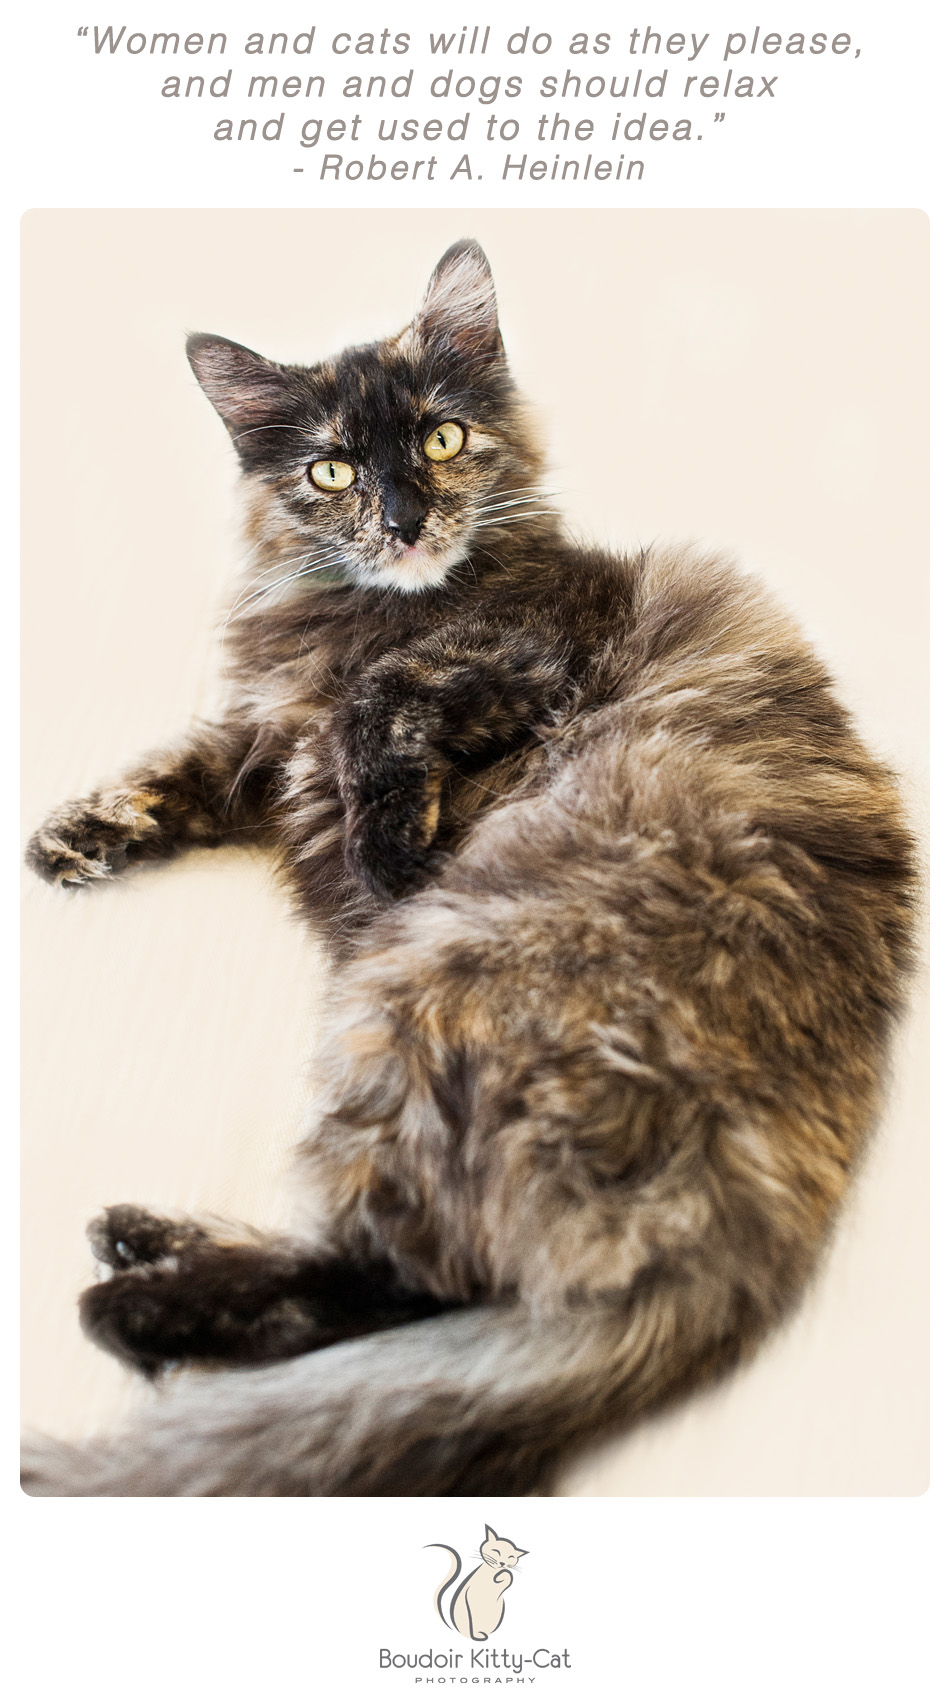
[21, 1275, 759, 1496]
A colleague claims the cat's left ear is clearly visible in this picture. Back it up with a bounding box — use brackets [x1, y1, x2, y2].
[407, 240, 504, 366]
[484, 1524, 499, 1543]
[514, 1549, 528, 1560]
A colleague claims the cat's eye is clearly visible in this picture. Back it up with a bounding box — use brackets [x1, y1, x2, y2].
[309, 459, 355, 492]
[423, 421, 465, 462]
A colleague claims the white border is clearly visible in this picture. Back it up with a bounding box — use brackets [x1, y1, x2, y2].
[9, 4, 942, 1698]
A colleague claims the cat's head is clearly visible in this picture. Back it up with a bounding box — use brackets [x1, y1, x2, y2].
[187, 241, 545, 595]
[480, 1525, 528, 1571]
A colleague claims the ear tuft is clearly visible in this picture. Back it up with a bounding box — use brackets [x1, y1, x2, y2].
[186, 333, 291, 437]
[413, 240, 502, 364]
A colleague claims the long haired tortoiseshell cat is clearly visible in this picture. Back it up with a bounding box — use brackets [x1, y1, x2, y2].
[23, 241, 916, 1496]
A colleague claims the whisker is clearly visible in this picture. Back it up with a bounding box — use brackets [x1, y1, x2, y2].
[228, 556, 348, 621]
[226, 548, 330, 611]
[473, 502, 555, 521]
[235, 544, 341, 584]
[474, 486, 560, 511]
[252, 545, 349, 579]
[225, 548, 345, 617]
[249, 547, 330, 573]
[471, 498, 560, 521]
[466, 541, 517, 583]
[478, 507, 560, 517]
[480, 483, 560, 497]
[229, 423, 320, 443]
[472, 510, 561, 531]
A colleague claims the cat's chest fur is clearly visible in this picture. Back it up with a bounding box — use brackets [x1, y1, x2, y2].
[226, 550, 630, 749]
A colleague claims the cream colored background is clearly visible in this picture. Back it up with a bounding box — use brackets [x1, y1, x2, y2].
[21, 209, 928, 1493]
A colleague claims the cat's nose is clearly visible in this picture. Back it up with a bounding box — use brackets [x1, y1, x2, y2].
[382, 482, 427, 546]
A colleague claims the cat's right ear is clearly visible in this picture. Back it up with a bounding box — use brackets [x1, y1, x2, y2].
[404, 240, 504, 367]
[187, 334, 291, 438]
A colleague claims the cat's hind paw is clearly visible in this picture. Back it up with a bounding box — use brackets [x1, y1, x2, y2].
[88, 1204, 211, 1272]
[81, 1209, 228, 1374]
[79, 1270, 183, 1376]
[26, 788, 163, 887]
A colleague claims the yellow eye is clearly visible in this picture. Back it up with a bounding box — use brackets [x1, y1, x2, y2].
[309, 459, 355, 492]
[423, 421, 465, 462]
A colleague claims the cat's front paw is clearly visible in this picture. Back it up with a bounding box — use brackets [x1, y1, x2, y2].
[26, 788, 163, 887]
[344, 774, 443, 900]
[88, 1204, 211, 1272]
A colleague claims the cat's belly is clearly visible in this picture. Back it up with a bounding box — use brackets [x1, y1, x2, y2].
[291, 712, 877, 1313]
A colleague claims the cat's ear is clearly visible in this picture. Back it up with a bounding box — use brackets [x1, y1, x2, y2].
[513, 1549, 528, 1560]
[187, 334, 292, 437]
[409, 241, 504, 365]
[484, 1524, 499, 1543]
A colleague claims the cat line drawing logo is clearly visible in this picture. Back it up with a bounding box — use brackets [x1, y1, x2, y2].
[427, 1525, 528, 1641]
[376, 1526, 572, 1675]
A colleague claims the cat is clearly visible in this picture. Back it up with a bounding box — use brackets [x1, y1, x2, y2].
[429, 1526, 527, 1641]
[22, 239, 916, 1496]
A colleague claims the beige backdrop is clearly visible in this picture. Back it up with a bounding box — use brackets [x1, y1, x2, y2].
[21, 209, 928, 1493]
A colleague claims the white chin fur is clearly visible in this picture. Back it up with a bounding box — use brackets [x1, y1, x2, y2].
[352, 542, 468, 594]
[372, 560, 452, 593]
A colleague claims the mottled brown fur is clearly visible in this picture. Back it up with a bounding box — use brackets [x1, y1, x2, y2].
[22, 242, 916, 1496]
